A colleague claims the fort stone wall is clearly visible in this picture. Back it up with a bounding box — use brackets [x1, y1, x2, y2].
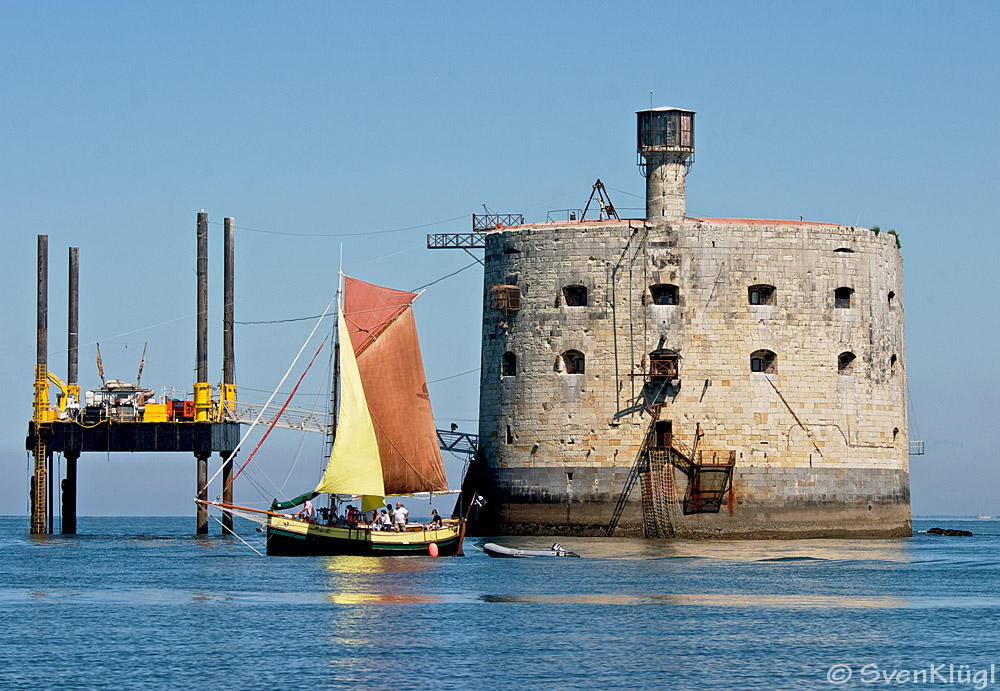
[474, 217, 910, 537]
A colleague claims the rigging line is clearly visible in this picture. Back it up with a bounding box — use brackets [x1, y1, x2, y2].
[208, 214, 467, 238]
[369, 413, 442, 490]
[606, 186, 645, 199]
[46, 273, 333, 358]
[209, 514, 263, 556]
[278, 350, 333, 495]
[200, 294, 337, 493]
[278, 414, 321, 495]
[410, 261, 479, 292]
[427, 368, 480, 384]
[359, 243, 425, 266]
[224, 337, 326, 493]
[242, 464, 288, 503]
[905, 382, 921, 440]
[238, 301, 417, 326]
[237, 314, 327, 326]
[239, 387, 329, 396]
[521, 189, 590, 212]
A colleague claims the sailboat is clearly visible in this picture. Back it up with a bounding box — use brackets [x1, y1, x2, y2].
[206, 277, 464, 556]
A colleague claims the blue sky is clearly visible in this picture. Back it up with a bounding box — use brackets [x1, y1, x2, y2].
[1, 1, 996, 518]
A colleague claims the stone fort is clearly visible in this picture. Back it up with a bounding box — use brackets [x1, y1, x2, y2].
[470, 107, 910, 538]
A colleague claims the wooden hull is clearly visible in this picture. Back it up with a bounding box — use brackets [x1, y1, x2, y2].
[266, 516, 463, 557]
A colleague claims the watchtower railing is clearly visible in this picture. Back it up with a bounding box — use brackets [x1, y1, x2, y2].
[473, 213, 524, 231]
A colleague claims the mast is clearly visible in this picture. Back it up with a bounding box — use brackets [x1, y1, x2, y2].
[332, 341, 339, 440]
[325, 327, 339, 465]
[326, 243, 341, 467]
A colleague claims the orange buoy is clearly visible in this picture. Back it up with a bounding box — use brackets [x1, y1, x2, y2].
[428, 542, 439, 557]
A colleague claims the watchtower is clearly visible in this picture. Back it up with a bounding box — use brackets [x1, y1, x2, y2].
[637, 107, 694, 223]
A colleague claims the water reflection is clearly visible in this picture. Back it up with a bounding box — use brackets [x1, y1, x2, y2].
[322, 555, 437, 576]
[482, 536, 915, 563]
[321, 555, 442, 605]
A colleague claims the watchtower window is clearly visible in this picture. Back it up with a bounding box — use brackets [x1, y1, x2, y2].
[750, 350, 776, 374]
[563, 285, 588, 307]
[491, 285, 520, 312]
[888, 291, 895, 309]
[748, 284, 776, 306]
[649, 284, 679, 306]
[890, 354, 898, 373]
[835, 287, 854, 309]
[502, 352, 517, 377]
[649, 350, 679, 379]
[559, 350, 585, 375]
[838, 351, 856, 375]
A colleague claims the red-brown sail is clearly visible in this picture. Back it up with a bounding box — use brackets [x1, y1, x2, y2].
[343, 276, 448, 495]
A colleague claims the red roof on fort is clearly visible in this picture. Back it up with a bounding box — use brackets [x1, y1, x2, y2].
[500, 217, 850, 230]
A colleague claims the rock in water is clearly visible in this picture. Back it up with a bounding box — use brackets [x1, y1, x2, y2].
[927, 527, 973, 537]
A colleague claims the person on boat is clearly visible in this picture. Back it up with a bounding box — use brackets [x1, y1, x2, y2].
[343, 505, 357, 526]
[379, 510, 391, 530]
[428, 509, 442, 528]
[394, 502, 409, 531]
[298, 498, 315, 522]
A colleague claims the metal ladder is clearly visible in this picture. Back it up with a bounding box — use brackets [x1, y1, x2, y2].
[31, 430, 47, 534]
[606, 407, 661, 536]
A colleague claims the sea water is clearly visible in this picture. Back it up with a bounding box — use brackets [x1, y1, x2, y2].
[1, 516, 999, 690]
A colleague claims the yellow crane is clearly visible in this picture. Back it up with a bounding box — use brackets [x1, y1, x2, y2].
[33, 366, 80, 423]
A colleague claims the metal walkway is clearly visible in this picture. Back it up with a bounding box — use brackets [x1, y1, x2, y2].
[224, 401, 478, 456]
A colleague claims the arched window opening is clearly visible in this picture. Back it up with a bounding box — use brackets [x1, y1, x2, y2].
[892, 427, 899, 442]
[563, 285, 588, 307]
[649, 284, 679, 306]
[502, 352, 517, 377]
[559, 350, 585, 375]
[834, 247, 855, 254]
[888, 291, 895, 309]
[835, 287, 854, 309]
[890, 354, 898, 373]
[748, 284, 776, 306]
[506, 425, 514, 444]
[750, 350, 776, 374]
[838, 351, 856, 375]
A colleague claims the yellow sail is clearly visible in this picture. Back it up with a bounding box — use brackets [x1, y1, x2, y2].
[315, 307, 385, 511]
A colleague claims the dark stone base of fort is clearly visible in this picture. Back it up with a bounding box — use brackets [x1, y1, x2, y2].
[465, 465, 911, 539]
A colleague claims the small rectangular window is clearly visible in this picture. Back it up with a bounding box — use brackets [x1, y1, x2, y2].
[491, 285, 520, 311]
[563, 285, 588, 307]
[650, 284, 679, 306]
[748, 284, 775, 306]
[502, 352, 517, 377]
